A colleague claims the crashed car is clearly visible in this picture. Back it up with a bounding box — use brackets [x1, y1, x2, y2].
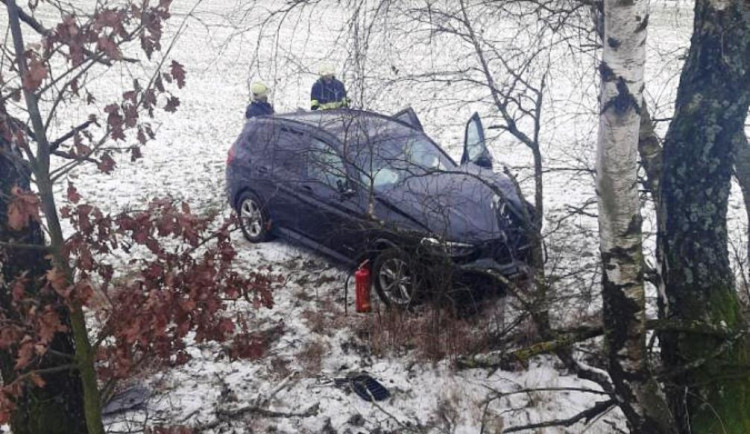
[226, 107, 534, 306]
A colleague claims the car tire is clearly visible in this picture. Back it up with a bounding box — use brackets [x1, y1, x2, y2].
[372, 248, 418, 308]
[237, 191, 273, 243]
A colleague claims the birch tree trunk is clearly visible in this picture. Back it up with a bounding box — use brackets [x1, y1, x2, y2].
[596, 1, 675, 432]
[733, 133, 750, 262]
[659, 0, 750, 431]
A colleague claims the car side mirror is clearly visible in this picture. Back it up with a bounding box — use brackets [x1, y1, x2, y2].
[337, 179, 356, 199]
[474, 155, 493, 169]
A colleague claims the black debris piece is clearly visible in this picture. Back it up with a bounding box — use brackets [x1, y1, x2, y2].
[102, 386, 150, 416]
[348, 374, 390, 402]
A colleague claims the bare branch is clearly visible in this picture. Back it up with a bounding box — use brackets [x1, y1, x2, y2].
[503, 399, 615, 433]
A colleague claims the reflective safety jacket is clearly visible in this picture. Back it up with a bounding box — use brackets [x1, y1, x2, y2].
[245, 100, 274, 118]
[311, 77, 349, 110]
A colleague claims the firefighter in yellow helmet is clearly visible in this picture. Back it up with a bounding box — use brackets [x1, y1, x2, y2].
[310, 63, 349, 110]
[245, 82, 274, 118]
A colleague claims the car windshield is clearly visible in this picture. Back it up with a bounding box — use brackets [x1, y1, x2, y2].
[347, 127, 456, 191]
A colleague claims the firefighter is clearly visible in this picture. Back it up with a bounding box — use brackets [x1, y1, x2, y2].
[245, 82, 274, 118]
[311, 63, 349, 110]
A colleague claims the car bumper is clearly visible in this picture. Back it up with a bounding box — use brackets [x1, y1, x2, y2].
[417, 238, 533, 283]
[457, 257, 531, 281]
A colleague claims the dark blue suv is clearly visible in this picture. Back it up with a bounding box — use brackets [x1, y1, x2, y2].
[226, 108, 534, 306]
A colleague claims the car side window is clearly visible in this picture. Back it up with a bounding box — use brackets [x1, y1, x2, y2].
[246, 121, 275, 154]
[273, 126, 307, 178]
[308, 138, 347, 189]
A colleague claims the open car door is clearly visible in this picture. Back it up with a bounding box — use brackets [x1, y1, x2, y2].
[460, 113, 493, 169]
[392, 107, 424, 131]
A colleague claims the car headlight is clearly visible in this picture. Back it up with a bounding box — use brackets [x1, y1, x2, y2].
[420, 237, 477, 257]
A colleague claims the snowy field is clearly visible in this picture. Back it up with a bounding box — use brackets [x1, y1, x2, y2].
[4, 0, 747, 432]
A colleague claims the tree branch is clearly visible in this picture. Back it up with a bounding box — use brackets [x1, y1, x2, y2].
[457, 326, 604, 370]
[0, 0, 134, 66]
[503, 399, 615, 433]
[0, 240, 49, 251]
[49, 119, 97, 152]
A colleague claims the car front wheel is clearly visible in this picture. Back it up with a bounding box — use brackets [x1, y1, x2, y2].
[373, 249, 418, 307]
[237, 191, 272, 243]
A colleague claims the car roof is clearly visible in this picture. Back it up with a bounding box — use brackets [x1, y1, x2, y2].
[270, 109, 414, 144]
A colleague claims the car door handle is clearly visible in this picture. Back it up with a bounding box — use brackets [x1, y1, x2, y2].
[258, 166, 269, 174]
[301, 185, 313, 192]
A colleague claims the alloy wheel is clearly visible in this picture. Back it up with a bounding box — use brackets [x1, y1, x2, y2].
[377, 257, 414, 305]
[240, 197, 264, 238]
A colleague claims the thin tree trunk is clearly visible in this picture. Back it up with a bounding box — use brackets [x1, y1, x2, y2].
[659, 0, 750, 432]
[0, 145, 87, 434]
[596, 0, 675, 432]
[6, 1, 105, 433]
[733, 132, 750, 262]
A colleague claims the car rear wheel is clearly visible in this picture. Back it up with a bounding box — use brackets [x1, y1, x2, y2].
[237, 191, 272, 243]
[373, 249, 418, 307]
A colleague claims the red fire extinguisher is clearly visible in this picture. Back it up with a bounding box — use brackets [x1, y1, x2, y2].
[355, 260, 372, 313]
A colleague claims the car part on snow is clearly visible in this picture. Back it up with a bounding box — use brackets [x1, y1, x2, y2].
[332, 373, 390, 402]
[102, 386, 150, 416]
[348, 374, 390, 401]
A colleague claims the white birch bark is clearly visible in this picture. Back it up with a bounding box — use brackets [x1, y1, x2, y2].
[597, 0, 675, 431]
[597, 0, 648, 316]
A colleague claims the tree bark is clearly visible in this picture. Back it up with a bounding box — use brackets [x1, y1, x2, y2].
[0, 145, 87, 433]
[733, 132, 750, 262]
[659, 0, 750, 432]
[596, 0, 676, 432]
[638, 101, 662, 208]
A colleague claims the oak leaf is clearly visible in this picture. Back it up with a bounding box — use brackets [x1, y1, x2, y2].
[164, 96, 180, 113]
[170, 60, 186, 88]
[29, 373, 45, 388]
[7, 187, 41, 231]
[67, 182, 81, 204]
[130, 145, 143, 162]
[97, 36, 123, 60]
[46, 268, 70, 297]
[97, 153, 116, 174]
[14, 339, 34, 370]
[22, 58, 48, 91]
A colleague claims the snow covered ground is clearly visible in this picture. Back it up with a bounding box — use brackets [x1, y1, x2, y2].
[6, 0, 746, 432]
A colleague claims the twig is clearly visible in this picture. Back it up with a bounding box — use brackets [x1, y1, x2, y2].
[503, 399, 615, 433]
[0, 240, 49, 251]
[49, 119, 97, 152]
[195, 402, 320, 432]
[255, 371, 297, 407]
[0, 0, 122, 66]
[483, 385, 611, 398]
[215, 403, 319, 419]
[361, 383, 423, 433]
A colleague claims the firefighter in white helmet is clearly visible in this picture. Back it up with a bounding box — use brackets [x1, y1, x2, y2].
[311, 63, 349, 110]
[245, 81, 274, 118]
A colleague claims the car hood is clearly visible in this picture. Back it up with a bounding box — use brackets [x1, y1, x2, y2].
[374, 165, 525, 243]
